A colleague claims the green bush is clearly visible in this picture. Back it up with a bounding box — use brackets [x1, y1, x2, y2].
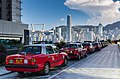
[0, 44, 6, 53]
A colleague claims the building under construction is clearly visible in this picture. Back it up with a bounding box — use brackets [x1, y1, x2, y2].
[0, 0, 28, 45]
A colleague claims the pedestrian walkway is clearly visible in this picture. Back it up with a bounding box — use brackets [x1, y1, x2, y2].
[0, 66, 11, 76]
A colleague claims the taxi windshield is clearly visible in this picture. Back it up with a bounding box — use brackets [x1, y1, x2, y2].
[19, 46, 42, 55]
[94, 43, 99, 45]
[82, 43, 90, 46]
[64, 44, 77, 48]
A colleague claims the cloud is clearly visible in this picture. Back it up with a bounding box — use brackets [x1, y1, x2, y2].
[64, 0, 120, 25]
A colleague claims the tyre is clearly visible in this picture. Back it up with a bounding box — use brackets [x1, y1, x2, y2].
[62, 57, 68, 66]
[77, 54, 81, 60]
[42, 63, 50, 75]
[84, 53, 87, 57]
[17, 72, 24, 74]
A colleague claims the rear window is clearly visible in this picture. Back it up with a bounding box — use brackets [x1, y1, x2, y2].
[94, 43, 98, 45]
[19, 46, 41, 55]
[82, 43, 90, 46]
[64, 44, 77, 48]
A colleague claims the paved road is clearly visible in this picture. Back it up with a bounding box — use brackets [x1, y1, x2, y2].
[0, 44, 120, 79]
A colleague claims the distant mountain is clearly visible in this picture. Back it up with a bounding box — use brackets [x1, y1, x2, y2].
[104, 21, 120, 31]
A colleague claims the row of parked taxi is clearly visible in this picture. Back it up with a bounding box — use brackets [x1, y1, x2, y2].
[5, 41, 108, 75]
[60, 42, 108, 60]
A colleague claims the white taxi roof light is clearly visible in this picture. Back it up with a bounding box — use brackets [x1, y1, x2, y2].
[75, 49, 78, 50]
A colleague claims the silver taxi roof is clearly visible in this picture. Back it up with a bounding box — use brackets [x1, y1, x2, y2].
[25, 44, 56, 48]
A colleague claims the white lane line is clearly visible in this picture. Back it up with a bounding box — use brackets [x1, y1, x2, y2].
[48, 61, 80, 79]
[48, 51, 100, 79]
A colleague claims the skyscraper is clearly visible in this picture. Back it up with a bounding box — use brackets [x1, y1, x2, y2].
[0, 0, 28, 44]
[0, 0, 22, 23]
[98, 23, 103, 36]
[67, 14, 72, 42]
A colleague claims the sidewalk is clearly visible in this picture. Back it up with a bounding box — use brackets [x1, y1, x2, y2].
[0, 66, 12, 76]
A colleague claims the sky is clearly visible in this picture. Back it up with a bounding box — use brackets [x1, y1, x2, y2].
[22, 0, 120, 30]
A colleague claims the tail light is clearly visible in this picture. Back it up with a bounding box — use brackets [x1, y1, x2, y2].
[74, 52, 77, 54]
[6, 60, 9, 65]
[31, 58, 36, 65]
[90, 46, 93, 48]
[75, 49, 78, 51]
[6, 59, 14, 64]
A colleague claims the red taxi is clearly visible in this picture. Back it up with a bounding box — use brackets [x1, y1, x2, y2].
[60, 43, 87, 60]
[93, 42, 101, 51]
[5, 44, 68, 75]
[82, 43, 95, 54]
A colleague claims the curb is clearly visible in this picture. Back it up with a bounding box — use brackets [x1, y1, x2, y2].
[0, 71, 13, 76]
[0, 63, 13, 76]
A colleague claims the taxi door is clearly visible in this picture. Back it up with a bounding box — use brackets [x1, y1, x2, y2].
[53, 47, 64, 66]
[78, 44, 86, 56]
[46, 46, 57, 67]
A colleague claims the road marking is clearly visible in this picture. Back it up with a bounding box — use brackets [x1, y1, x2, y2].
[48, 51, 99, 79]
[0, 72, 13, 76]
[48, 61, 79, 79]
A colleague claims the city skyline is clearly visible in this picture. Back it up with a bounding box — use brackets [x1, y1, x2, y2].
[22, 0, 120, 30]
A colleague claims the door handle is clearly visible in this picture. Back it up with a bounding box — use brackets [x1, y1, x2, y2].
[56, 54, 58, 56]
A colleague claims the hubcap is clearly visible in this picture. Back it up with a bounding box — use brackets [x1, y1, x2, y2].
[45, 64, 49, 74]
[78, 55, 80, 59]
[65, 58, 67, 64]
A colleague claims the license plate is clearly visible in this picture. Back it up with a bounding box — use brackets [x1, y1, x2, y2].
[16, 59, 23, 64]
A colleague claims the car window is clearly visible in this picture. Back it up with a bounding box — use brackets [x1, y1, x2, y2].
[78, 45, 82, 48]
[64, 44, 77, 48]
[46, 46, 54, 54]
[94, 43, 98, 45]
[82, 43, 90, 46]
[54, 47, 59, 53]
[19, 46, 41, 55]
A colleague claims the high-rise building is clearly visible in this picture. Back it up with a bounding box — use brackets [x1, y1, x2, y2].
[0, 0, 28, 44]
[0, 0, 22, 23]
[67, 14, 72, 42]
[98, 23, 103, 36]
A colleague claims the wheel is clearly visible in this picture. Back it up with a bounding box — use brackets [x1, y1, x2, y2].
[77, 54, 81, 60]
[17, 72, 24, 74]
[84, 53, 87, 57]
[62, 57, 68, 66]
[42, 63, 50, 75]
